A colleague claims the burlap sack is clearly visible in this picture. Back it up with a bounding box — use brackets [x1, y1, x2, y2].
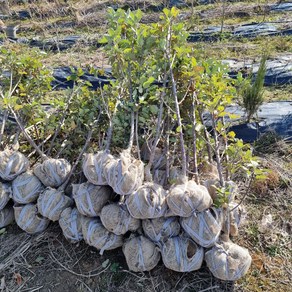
[0, 149, 29, 181]
[204, 179, 237, 202]
[123, 235, 161, 272]
[161, 236, 204, 272]
[205, 241, 252, 281]
[73, 182, 113, 217]
[37, 187, 73, 221]
[100, 203, 140, 235]
[81, 216, 123, 255]
[167, 180, 213, 217]
[180, 208, 223, 248]
[59, 207, 83, 243]
[125, 183, 168, 219]
[12, 171, 44, 204]
[14, 203, 50, 234]
[106, 150, 144, 196]
[142, 217, 180, 245]
[0, 182, 12, 210]
[221, 203, 246, 237]
[33, 158, 71, 188]
[0, 206, 14, 228]
[83, 151, 114, 185]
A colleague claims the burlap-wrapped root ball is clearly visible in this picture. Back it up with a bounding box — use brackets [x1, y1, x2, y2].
[167, 180, 213, 217]
[106, 150, 144, 196]
[126, 183, 168, 219]
[0, 206, 14, 228]
[14, 203, 50, 234]
[0, 182, 12, 210]
[37, 187, 73, 221]
[123, 235, 161, 272]
[83, 151, 114, 185]
[33, 158, 71, 188]
[59, 207, 83, 243]
[161, 236, 204, 272]
[81, 216, 123, 255]
[73, 182, 113, 217]
[205, 241, 252, 281]
[100, 203, 140, 235]
[180, 208, 223, 248]
[12, 171, 44, 204]
[221, 203, 246, 237]
[204, 180, 237, 202]
[142, 217, 180, 245]
[0, 149, 29, 181]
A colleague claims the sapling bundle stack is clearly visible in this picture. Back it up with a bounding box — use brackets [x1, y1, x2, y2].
[0, 181, 12, 210]
[122, 235, 161, 272]
[38, 130, 94, 222]
[142, 217, 180, 245]
[205, 241, 252, 281]
[161, 236, 204, 272]
[73, 182, 113, 217]
[0, 206, 14, 228]
[106, 149, 144, 196]
[12, 171, 44, 204]
[167, 181, 213, 217]
[14, 203, 50, 234]
[126, 182, 168, 219]
[0, 149, 29, 181]
[100, 203, 140, 235]
[82, 152, 114, 186]
[59, 207, 83, 243]
[81, 216, 123, 255]
[34, 158, 71, 188]
[180, 208, 223, 248]
[37, 187, 73, 222]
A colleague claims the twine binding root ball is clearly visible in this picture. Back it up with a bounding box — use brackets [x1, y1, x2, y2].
[126, 182, 168, 219]
[81, 216, 123, 255]
[123, 235, 161, 272]
[37, 187, 73, 221]
[205, 241, 252, 281]
[14, 203, 50, 234]
[0, 182, 12, 210]
[142, 217, 180, 245]
[59, 207, 83, 243]
[106, 150, 144, 196]
[100, 203, 140, 235]
[161, 236, 204, 272]
[82, 151, 114, 185]
[167, 180, 213, 217]
[0, 149, 29, 181]
[73, 182, 113, 217]
[180, 208, 223, 248]
[33, 158, 71, 188]
[0, 207, 14, 228]
[12, 171, 44, 204]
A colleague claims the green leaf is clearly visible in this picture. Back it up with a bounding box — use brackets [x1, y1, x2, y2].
[0, 228, 6, 235]
[149, 104, 158, 114]
[176, 125, 182, 133]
